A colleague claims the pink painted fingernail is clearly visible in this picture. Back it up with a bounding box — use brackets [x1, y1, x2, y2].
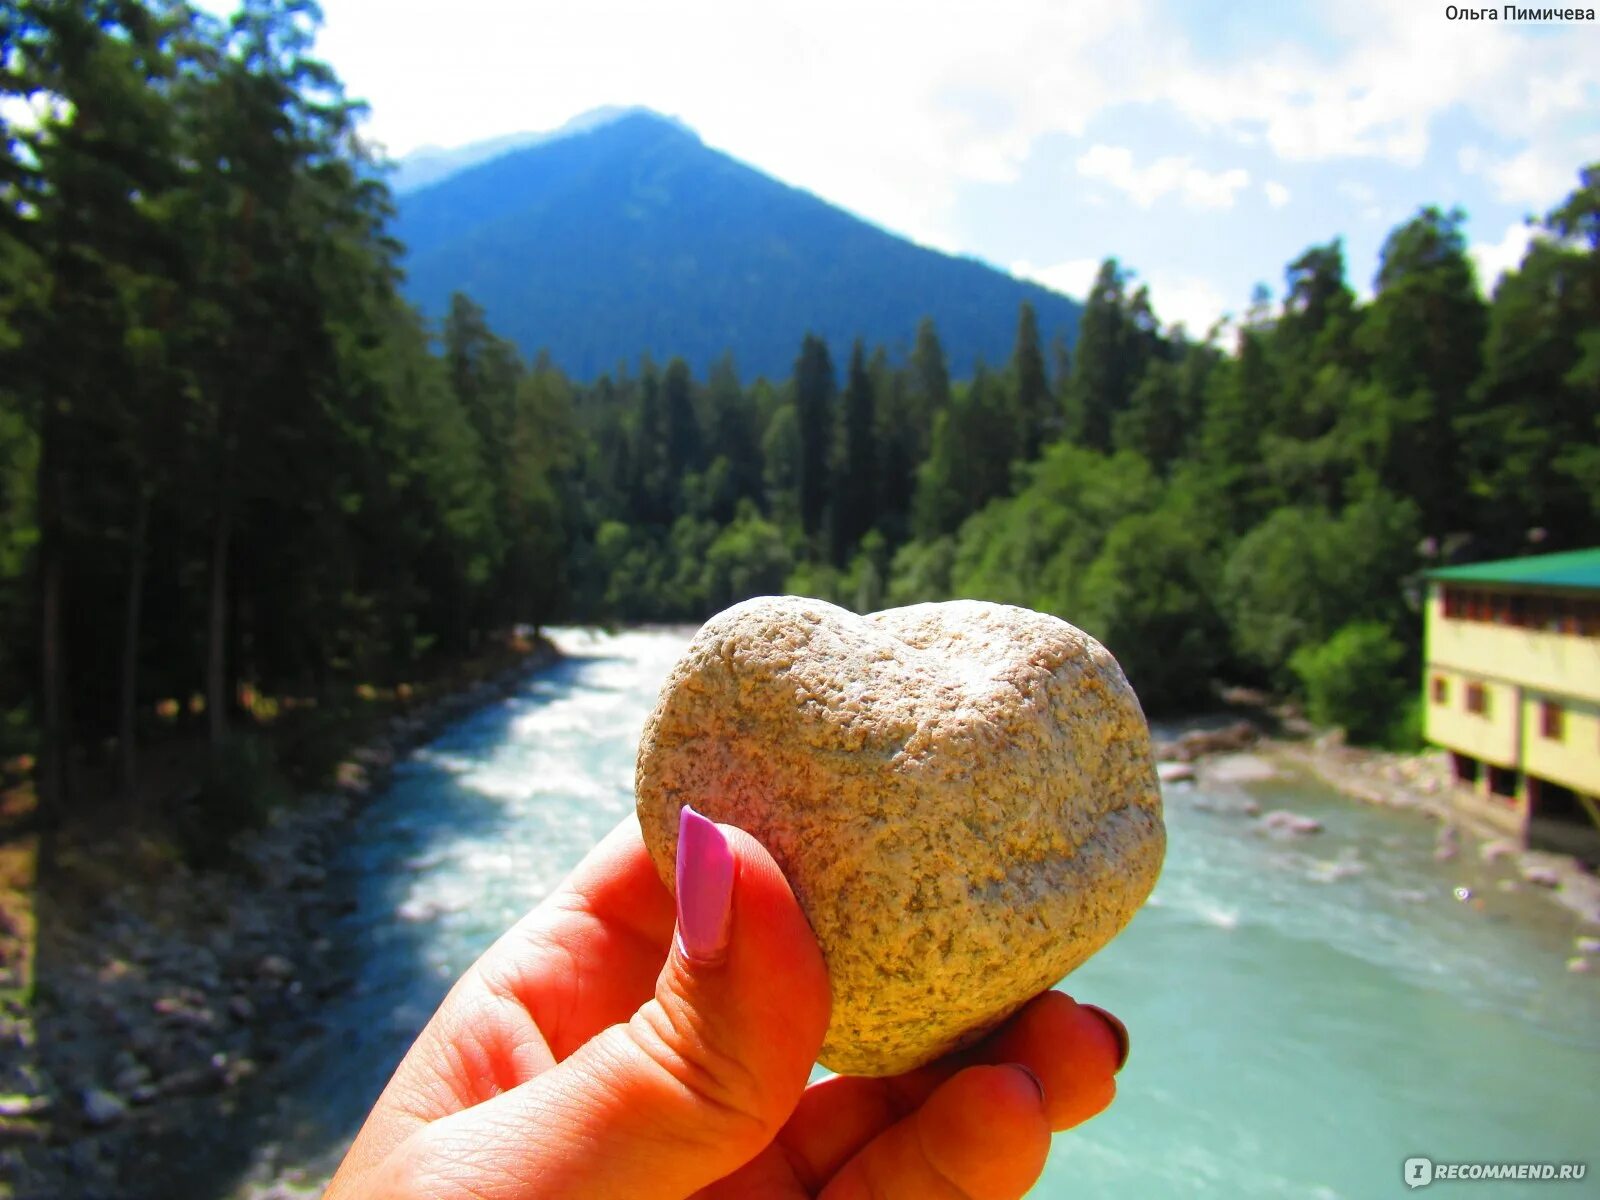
[676, 805, 734, 963]
[1082, 1004, 1130, 1072]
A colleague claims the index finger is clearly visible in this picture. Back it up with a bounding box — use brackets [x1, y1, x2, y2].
[329, 816, 678, 1189]
[470, 812, 678, 1058]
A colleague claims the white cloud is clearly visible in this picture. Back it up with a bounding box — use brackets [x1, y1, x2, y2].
[1011, 257, 1102, 299]
[1141, 272, 1232, 336]
[1525, 69, 1592, 122]
[1482, 146, 1579, 206]
[1183, 164, 1253, 209]
[306, 0, 1158, 253]
[1075, 144, 1250, 210]
[1156, 1, 1594, 178]
[1470, 220, 1535, 293]
[1264, 180, 1291, 208]
[279, 0, 1597, 259]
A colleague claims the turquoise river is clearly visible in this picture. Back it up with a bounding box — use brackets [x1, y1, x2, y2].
[228, 627, 1599, 1199]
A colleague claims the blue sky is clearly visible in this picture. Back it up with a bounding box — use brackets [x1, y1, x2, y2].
[214, 0, 1598, 335]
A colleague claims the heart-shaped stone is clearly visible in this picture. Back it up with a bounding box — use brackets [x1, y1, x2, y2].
[636, 596, 1164, 1076]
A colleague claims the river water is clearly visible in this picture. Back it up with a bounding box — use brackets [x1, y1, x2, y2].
[231, 627, 1599, 1199]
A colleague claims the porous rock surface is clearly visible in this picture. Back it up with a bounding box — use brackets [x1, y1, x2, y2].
[635, 596, 1165, 1076]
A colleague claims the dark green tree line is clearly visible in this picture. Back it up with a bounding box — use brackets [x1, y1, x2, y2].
[0, 0, 569, 824]
[495, 168, 1596, 735]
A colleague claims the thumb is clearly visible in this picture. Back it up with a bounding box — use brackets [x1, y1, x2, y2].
[381, 806, 831, 1200]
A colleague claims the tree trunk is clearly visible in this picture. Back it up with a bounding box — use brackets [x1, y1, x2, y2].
[39, 538, 66, 822]
[117, 488, 150, 800]
[37, 405, 67, 824]
[206, 503, 231, 747]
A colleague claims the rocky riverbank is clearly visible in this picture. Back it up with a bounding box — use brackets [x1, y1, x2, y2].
[0, 640, 559, 1200]
[1152, 718, 1600, 937]
[1267, 733, 1600, 932]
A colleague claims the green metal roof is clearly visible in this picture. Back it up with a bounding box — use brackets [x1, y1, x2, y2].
[1427, 547, 1600, 591]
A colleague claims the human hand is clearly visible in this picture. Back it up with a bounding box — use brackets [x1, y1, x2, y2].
[325, 808, 1129, 1200]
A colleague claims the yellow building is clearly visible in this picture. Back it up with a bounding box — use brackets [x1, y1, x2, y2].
[1423, 547, 1600, 857]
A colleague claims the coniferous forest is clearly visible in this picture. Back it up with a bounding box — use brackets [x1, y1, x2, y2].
[3, 0, 1598, 835]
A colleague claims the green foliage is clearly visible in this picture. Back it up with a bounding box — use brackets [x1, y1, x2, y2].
[885, 536, 956, 606]
[1076, 502, 1228, 711]
[1290, 622, 1409, 746]
[704, 503, 792, 610]
[1458, 173, 1600, 543]
[1219, 493, 1420, 687]
[783, 559, 845, 608]
[1387, 696, 1426, 753]
[1009, 301, 1050, 460]
[945, 444, 1159, 614]
[830, 340, 878, 565]
[0, 0, 577, 822]
[793, 334, 835, 544]
[1065, 260, 1158, 451]
[1356, 209, 1487, 535]
[911, 370, 1015, 541]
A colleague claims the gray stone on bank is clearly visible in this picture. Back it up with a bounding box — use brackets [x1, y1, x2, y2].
[1201, 752, 1280, 785]
[1259, 810, 1323, 837]
[636, 596, 1165, 1077]
[80, 1088, 126, 1128]
[1520, 862, 1561, 889]
[1157, 761, 1196, 784]
[1480, 838, 1519, 865]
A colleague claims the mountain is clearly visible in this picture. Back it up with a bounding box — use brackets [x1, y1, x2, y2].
[392, 130, 552, 195]
[390, 107, 692, 194]
[392, 109, 1081, 380]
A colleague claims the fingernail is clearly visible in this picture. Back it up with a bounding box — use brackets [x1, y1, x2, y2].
[1081, 1004, 1130, 1072]
[676, 805, 734, 964]
[1006, 1063, 1047, 1108]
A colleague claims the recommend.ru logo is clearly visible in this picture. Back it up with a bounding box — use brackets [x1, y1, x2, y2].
[1404, 1156, 1588, 1188]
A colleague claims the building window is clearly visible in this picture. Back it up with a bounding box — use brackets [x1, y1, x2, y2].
[1466, 683, 1488, 716]
[1540, 701, 1564, 741]
[1437, 587, 1593, 631]
[1431, 676, 1449, 704]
